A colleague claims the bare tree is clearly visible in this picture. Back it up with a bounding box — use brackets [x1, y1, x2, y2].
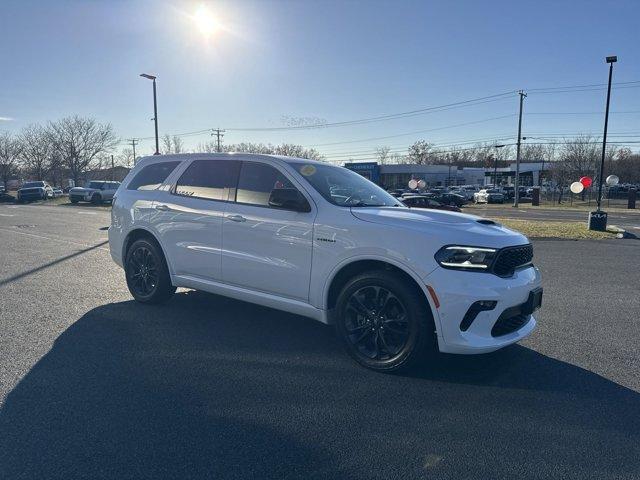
[173, 136, 184, 154]
[161, 134, 185, 154]
[118, 148, 135, 168]
[0, 131, 22, 190]
[48, 116, 118, 185]
[20, 124, 53, 181]
[407, 140, 436, 165]
[375, 146, 391, 164]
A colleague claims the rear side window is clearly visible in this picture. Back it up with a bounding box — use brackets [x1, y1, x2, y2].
[175, 160, 240, 201]
[127, 161, 180, 191]
[235, 162, 294, 207]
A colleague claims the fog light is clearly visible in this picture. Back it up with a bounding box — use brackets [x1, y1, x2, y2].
[460, 300, 497, 331]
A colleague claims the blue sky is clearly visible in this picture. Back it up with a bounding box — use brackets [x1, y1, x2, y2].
[1, 0, 639, 160]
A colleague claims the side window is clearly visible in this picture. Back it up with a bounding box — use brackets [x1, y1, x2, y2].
[175, 160, 240, 201]
[128, 161, 180, 191]
[235, 162, 295, 207]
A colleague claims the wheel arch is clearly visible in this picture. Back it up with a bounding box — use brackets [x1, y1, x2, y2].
[122, 227, 172, 273]
[323, 257, 438, 325]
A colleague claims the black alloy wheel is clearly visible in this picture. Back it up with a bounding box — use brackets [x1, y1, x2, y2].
[344, 285, 410, 361]
[125, 238, 176, 304]
[127, 245, 160, 297]
[335, 271, 435, 372]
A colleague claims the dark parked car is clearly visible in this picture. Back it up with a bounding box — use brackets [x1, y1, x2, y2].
[432, 192, 466, 207]
[401, 195, 461, 212]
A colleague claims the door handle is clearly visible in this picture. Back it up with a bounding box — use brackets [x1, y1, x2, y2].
[227, 214, 246, 222]
[154, 204, 170, 211]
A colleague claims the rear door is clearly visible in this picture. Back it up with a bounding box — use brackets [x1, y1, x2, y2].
[221, 161, 315, 301]
[153, 159, 240, 282]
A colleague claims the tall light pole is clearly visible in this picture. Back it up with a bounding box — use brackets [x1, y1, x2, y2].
[492, 144, 505, 187]
[588, 56, 617, 231]
[513, 91, 527, 207]
[597, 56, 616, 211]
[140, 73, 160, 155]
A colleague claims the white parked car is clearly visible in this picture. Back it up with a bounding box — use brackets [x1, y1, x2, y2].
[109, 154, 542, 372]
[474, 188, 505, 204]
[70, 181, 120, 204]
[17, 181, 54, 202]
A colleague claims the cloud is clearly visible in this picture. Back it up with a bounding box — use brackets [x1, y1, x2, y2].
[0, 116, 14, 122]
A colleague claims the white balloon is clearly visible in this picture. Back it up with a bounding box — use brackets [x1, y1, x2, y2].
[606, 175, 619, 186]
[408, 179, 418, 189]
[570, 181, 584, 194]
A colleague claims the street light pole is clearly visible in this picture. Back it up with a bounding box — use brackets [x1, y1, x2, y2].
[513, 90, 526, 208]
[597, 57, 616, 211]
[492, 144, 505, 188]
[140, 73, 160, 155]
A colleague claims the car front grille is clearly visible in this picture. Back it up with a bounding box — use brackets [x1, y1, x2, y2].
[492, 244, 533, 277]
[491, 313, 531, 337]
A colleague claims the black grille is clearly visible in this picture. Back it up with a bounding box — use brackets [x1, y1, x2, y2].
[491, 313, 531, 337]
[492, 244, 533, 277]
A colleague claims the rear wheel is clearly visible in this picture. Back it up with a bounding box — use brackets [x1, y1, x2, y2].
[335, 271, 435, 372]
[92, 193, 102, 205]
[70, 198, 79, 203]
[125, 238, 176, 304]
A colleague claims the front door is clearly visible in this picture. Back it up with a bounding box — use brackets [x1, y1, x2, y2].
[221, 161, 315, 301]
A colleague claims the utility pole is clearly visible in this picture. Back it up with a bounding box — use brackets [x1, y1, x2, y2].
[513, 90, 527, 207]
[211, 128, 225, 152]
[127, 138, 138, 167]
[111, 155, 115, 180]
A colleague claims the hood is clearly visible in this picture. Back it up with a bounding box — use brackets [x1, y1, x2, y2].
[350, 206, 529, 249]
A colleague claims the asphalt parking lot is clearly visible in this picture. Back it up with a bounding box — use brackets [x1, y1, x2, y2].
[1, 203, 639, 480]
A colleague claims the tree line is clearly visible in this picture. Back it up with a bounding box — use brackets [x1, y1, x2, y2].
[0, 116, 118, 189]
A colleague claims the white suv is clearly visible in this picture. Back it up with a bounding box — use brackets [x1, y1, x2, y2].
[109, 154, 542, 372]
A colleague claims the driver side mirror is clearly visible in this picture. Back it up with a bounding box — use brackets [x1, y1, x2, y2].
[268, 188, 311, 212]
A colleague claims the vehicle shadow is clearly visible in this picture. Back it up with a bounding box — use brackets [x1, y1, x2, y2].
[1, 290, 638, 479]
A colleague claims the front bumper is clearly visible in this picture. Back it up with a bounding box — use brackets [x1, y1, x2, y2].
[426, 265, 542, 354]
[18, 192, 45, 201]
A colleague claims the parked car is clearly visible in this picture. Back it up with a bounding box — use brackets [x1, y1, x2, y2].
[17, 181, 53, 202]
[109, 154, 541, 372]
[432, 192, 466, 207]
[0, 192, 15, 203]
[474, 188, 505, 204]
[51, 187, 64, 198]
[69, 181, 120, 204]
[402, 195, 461, 212]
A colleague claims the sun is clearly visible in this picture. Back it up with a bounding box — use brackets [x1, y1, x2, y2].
[193, 5, 217, 37]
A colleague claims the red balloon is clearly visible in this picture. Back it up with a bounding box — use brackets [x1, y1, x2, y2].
[580, 176, 593, 188]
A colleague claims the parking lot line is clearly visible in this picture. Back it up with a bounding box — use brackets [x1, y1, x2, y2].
[0, 226, 110, 251]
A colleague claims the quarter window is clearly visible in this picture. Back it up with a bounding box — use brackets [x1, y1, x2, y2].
[128, 161, 180, 191]
[175, 160, 240, 201]
[236, 162, 295, 207]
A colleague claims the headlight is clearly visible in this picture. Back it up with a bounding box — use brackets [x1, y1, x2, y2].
[435, 245, 497, 270]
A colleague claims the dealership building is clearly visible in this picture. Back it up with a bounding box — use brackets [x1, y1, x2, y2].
[344, 161, 545, 189]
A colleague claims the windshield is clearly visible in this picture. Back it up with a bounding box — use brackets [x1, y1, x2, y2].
[87, 181, 104, 189]
[23, 182, 44, 188]
[291, 163, 401, 207]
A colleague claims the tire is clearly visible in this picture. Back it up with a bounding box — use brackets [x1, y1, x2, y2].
[70, 198, 79, 204]
[125, 238, 176, 304]
[92, 193, 102, 205]
[335, 270, 436, 373]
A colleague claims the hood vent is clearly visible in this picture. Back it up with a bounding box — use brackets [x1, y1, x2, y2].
[476, 219, 497, 225]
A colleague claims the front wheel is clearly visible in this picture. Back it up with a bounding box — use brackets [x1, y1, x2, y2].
[92, 193, 102, 205]
[335, 271, 435, 372]
[125, 238, 176, 304]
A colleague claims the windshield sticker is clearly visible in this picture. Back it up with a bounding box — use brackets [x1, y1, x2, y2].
[300, 165, 316, 177]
